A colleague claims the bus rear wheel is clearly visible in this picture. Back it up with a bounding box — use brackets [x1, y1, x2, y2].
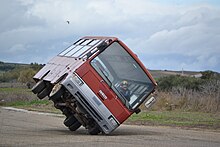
[64, 115, 77, 127]
[69, 121, 81, 131]
[32, 80, 45, 94]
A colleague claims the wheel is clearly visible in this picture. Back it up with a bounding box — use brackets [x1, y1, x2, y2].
[69, 121, 81, 131]
[62, 108, 72, 117]
[49, 84, 64, 101]
[88, 123, 101, 135]
[32, 80, 46, 94]
[37, 85, 53, 99]
[64, 115, 77, 127]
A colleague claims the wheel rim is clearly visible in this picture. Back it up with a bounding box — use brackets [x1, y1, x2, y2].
[50, 84, 62, 97]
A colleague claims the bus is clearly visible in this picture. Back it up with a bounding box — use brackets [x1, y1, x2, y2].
[32, 36, 157, 135]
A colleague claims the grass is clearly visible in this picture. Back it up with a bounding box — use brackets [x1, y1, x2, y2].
[0, 87, 28, 92]
[0, 87, 60, 113]
[0, 87, 36, 102]
[127, 111, 220, 129]
[2, 99, 61, 114]
[6, 99, 50, 106]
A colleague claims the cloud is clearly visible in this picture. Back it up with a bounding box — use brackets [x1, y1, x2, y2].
[0, 0, 220, 72]
[127, 4, 220, 71]
[8, 44, 26, 53]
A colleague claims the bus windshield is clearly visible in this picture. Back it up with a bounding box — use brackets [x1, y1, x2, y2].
[91, 42, 154, 110]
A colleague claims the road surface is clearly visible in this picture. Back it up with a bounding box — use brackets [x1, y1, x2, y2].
[0, 107, 220, 147]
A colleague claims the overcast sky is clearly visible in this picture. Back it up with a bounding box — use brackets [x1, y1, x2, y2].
[0, 0, 220, 72]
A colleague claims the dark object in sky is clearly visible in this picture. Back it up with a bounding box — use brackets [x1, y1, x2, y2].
[66, 21, 70, 24]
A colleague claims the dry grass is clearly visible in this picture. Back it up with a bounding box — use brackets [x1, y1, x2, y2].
[0, 87, 38, 105]
[148, 80, 220, 113]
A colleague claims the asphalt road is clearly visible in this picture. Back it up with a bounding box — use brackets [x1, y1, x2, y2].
[0, 107, 220, 147]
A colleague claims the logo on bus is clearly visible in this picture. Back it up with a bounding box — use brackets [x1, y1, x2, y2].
[98, 90, 107, 100]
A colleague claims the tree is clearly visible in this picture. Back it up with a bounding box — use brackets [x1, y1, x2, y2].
[30, 62, 43, 71]
[157, 75, 204, 91]
[201, 70, 219, 80]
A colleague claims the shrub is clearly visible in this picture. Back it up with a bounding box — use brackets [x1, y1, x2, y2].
[146, 73, 220, 113]
[157, 75, 204, 91]
[152, 79, 220, 113]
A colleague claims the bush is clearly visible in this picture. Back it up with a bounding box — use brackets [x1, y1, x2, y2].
[157, 75, 205, 91]
[18, 68, 36, 83]
[145, 72, 220, 113]
[153, 75, 220, 113]
[0, 63, 43, 83]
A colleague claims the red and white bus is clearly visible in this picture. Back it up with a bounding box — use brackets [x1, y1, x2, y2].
[32, 36, 157, 135]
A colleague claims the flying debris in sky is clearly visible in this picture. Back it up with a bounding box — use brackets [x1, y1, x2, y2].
[66, 20, 70, 24]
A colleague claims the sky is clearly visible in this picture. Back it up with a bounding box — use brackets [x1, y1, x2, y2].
[0, 0, 220, 72]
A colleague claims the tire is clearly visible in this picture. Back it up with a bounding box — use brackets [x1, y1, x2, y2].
[62, 108, 72, 117]
[49, 84, 64, 101]
[37, 85, 52, 99]
[88, 123, 101, 135]
[32, 80, 46, 94]
[64, 115, 77, 127]
[69, 121, 81, 131]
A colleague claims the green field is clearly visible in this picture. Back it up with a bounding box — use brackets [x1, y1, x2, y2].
[0, 87, 57, 113]
[0, 87, 36, 103]
[127, 111, 220, 129]
[2, 99, 61, 114]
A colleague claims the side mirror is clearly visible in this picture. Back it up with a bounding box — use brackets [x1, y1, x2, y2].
[145, 97, 156, 109]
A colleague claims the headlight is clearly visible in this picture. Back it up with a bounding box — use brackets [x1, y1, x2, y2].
[109, 117, 118, 127]
[72, 73, 84, 86]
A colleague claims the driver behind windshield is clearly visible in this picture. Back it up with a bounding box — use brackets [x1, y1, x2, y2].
[118, 80, 131, 101]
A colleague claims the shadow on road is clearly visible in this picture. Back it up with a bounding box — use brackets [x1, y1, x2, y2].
[41, 126, 162, 136]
